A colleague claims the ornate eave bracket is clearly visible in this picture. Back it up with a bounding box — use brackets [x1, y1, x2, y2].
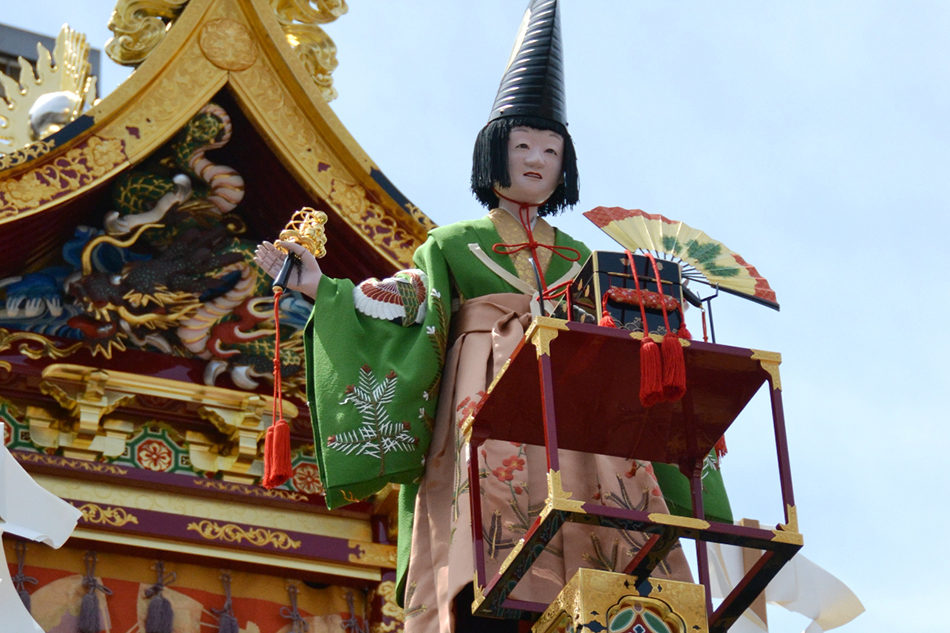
[106, 0, 348, 101]
[31, 363, 296, 480]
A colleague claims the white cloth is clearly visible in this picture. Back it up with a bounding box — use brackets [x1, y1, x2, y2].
[709, 542, 864, 633]
[1, 444, 83, 633]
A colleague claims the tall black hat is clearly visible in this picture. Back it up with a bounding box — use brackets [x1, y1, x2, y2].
[488, 0, 566, 126]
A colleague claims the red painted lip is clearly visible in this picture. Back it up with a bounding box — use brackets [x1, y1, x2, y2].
[524, 172, 542, 179]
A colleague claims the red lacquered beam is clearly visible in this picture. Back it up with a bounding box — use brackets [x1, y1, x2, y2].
[689, 459, 713, 616]
[537, 352, 561, 473]
[467, 437, 489, 590]
[768, 379, 796, 518]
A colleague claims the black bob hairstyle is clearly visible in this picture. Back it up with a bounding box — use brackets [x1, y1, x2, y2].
[470, 115, 579, 217]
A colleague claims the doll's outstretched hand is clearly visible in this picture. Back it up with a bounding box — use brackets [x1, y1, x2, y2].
[254, 240, 323, 300]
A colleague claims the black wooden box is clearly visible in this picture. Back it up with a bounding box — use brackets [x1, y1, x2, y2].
[554, 251, 685, 334]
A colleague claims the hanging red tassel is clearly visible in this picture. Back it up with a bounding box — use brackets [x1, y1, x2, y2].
[599, 292, 617, 328]
[676, 305, 692, 341]
[642, 252, 687, 403]
[262, 419, 292, 489]
[714, 436, 728, 460]
[661, 333, 686, 401]
[639, 334, 664, 407]
[263, 287, 292, 489]
[622, 250, 663, 407]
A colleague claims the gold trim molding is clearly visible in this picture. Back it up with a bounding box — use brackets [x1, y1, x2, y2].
[15, 450, 131, 475]
[191, 477, 308, 501]
[185, 519, 302, 550]
[78, 502, 140, 527]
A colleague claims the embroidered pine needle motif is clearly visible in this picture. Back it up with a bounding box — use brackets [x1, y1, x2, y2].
[330, 365, 418, 475]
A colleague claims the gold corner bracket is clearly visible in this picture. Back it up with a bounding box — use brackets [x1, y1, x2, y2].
[529, 317, 569, 358]
[750, 349, 782, 391]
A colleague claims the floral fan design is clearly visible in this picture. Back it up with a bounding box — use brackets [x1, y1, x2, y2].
[584, 207, 779, 310]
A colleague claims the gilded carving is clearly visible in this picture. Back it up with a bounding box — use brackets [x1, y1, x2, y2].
[533, 570, 707, 633]
[232, 64, 427, 267]
[0, 136, 127, 220]
[0, 328, 83, 363]
[370, 580, 405, 633]
[0, 25, 97, 153]
[190, 477, 308, 501]
[36, 363, 294, 467]
[106, 0, 190, 66]
[200, 18, 258, 71]
[271, 0, 348, 101]
[327, 177, 421, 265]
[0, 140, 55, 171]
[78, 502, 140, 527]
[185, 519, 302, 550]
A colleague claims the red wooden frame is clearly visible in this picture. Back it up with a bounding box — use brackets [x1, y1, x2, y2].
[464, 318, 801, 632]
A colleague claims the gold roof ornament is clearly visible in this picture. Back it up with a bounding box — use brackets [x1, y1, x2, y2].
[106, 0, 347, 101]
[0, 24, 98, 153]
[105, 0, 190, 66]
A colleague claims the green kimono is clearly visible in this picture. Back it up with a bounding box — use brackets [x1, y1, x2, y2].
[305, 213, 588, 506]
[304, 211, 732, 614]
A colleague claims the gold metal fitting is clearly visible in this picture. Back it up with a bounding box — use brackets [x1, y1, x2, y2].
[278, 206, 328, 258]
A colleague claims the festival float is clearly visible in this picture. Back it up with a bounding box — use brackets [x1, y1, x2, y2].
[1, 1, 858, 632]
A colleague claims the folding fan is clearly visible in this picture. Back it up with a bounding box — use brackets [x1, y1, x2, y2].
[584, 207, 779, 310]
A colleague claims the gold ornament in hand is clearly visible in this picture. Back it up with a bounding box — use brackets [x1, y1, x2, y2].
[278, 206, 328, 258]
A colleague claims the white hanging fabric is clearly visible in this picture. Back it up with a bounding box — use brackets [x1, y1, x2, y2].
[1, 444, 82, 633]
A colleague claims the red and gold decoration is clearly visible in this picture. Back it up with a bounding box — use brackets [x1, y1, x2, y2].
[263, 206, 327, 489]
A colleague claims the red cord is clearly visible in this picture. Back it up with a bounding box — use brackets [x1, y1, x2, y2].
[490, 190, 581, 295]
[272, 287, 283, 423]
[624, 250, 651, 337]
[643, 252, 673, 335]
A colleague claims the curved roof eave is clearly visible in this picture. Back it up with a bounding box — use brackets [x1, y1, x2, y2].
[0, 0, 434, 270]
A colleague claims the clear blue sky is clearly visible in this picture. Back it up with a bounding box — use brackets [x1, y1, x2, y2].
[6, 2, 950, 631]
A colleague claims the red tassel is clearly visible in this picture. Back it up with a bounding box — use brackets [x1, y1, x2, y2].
[639, 335, 663, 407]
[599, 293, 617, 328]
[262, 418, 292, 489]
[714, 436, 728, 460]
[661, 333, 686, 402]
[263, 286, 293, 489]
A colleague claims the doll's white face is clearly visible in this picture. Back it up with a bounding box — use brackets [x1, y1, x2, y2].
[496, 126, 564, 205]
